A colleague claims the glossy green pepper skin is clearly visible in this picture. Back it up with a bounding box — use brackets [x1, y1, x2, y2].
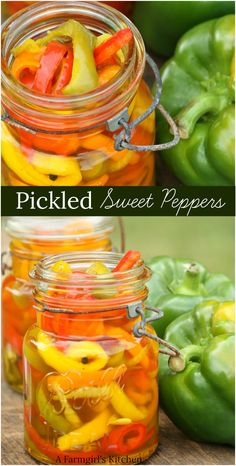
[133, 1, 235, 57]
[159, 301, 235, 445]
[158, 15, 235, 186]
[147, 256, 234, 338]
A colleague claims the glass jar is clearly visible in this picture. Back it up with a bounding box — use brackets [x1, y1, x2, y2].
[1, 1, 156, 187]
[24, 251, 159, 464]
[2, 216, 115, 392]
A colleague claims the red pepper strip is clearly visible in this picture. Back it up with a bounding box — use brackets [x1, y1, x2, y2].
[101, 423, 146, 454]
[8, 1, 31, 15]
[94, 28, 133, 66]
[19, 131, 34, 158]
[4, 323, 23, 357]
[24, 406, 101, 462]
[33, 41, 68, 94]
[113, 250, 141, 272]
[146, 426, 157, 444]
[20, 70, 36, 89]
[52, 46, 73, 94]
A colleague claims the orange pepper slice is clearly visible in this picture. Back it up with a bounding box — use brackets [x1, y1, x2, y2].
[98, 65, 121, 86]
[11, 50, 43, 83]
[104, 326, 150, 369]
[94, 28, 133, 66]
[82, 174, 109, 186]
[81, 133, 128, 162]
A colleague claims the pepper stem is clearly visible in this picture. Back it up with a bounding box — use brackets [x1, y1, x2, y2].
[168, 344, 204, 373]
[176, 92, 229, 139]
[169, 264, 206, 296]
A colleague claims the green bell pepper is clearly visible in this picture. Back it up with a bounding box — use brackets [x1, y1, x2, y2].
[158, 15, 235, 186]
[147, 256, 234, 338]
[133, 1, 235, 57]
[159, 301, 235, 445]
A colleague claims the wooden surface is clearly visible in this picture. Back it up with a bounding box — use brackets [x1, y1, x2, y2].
[1, 381, 235, 465]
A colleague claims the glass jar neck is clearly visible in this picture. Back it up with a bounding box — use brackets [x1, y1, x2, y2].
[10, 236, 112, 261]
[6, 216, 114, 280]
[31, 252, 150, 324]
[1, 1, 145, 131]
[7, 216, 113, 256]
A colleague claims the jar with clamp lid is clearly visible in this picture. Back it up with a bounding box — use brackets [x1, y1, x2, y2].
[1, 1, 179, 187]
[2, 216, 119, 392]
[24, 251, 180, 464]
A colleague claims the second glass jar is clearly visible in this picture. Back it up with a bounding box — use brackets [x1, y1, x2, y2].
[2, 216, 114, 391]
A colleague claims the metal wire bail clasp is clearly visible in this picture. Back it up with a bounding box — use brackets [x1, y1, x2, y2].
[127, 302, 183, 369]
[110, 53, 180, 153]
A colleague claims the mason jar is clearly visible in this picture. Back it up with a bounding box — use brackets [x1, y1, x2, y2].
[2, 216, 117, 392]
[1, 1, 158, 187]
[24, 251, 159, 464]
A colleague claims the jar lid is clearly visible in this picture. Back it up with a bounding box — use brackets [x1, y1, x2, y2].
[4, 216, 114, 241]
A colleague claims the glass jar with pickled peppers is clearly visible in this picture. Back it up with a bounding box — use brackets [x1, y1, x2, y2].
[24, 250, 162, 464]
[1, 2, 178, 187]
[2, 216, 116, 392]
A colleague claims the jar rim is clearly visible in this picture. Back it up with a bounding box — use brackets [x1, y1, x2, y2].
[30, 251, 149, 284]
[1, 1, 145, 126]
[30, 251, 151, 312]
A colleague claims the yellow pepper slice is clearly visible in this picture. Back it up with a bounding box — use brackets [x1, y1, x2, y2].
[31, 153, 81, 177]
[105, 326, 150, 369]
[55, 387, 82, 428]
[54, 385, 111, 400]
[110, 382, 146, 421]
[12, 39, 43, 56]
[80, 153, 106, 181]
[86, 261, 116, 299]
[106, 151, 133, 173]
[37, 331, 108, 373]
[65, 341, 109, 371]
[2, 123, 54, 185]
[51, 261, 72, 274]
[2, 124, 82, 186]
[57, 409, 111, 451]
[108, 417, 132, 426]
[108, 349, 125, 367]
[86, 262, 110, 275]
[36, 384, 72, 434]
